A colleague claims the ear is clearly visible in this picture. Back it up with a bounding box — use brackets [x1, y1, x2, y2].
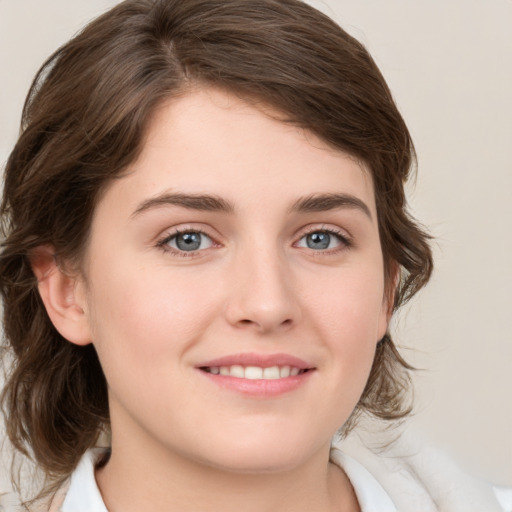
[30, 245, 92, 346]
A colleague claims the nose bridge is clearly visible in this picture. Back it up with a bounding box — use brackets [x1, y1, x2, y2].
[225, 237, 299, 332]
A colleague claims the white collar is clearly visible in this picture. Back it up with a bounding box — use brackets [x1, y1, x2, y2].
[330, 446, 397, 512]
[61, 449, 108, 512]
[62, 447, 396, 512]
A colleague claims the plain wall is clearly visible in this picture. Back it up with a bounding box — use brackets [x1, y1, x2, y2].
[1, 0, 511, 492]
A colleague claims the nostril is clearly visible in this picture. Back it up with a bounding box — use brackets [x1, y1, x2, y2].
[238, 318, 292, 328]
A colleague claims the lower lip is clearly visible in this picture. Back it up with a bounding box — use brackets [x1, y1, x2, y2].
[198, 369, 315, 397]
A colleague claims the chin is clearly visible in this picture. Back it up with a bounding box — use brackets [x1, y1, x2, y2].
[190, 427, 328, 474]
[202, 449, 308, 475]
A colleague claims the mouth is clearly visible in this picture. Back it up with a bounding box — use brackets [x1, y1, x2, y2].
[196, 353, 315, 396]
[200, 365, 311, 380]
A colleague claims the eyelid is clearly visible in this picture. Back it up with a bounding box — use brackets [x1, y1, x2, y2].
[293, 224, 353, 251]
[154, 222, 353, 258]
[156, 224, 222, 257]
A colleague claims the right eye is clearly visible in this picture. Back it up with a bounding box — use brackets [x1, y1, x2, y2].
[159, 230, 215, 253]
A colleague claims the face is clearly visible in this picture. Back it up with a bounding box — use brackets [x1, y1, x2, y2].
[76, 88, 390, 473]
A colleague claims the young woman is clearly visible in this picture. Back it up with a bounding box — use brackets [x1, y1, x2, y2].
[0, 1, 509, 511]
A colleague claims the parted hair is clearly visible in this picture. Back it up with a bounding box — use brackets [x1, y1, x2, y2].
[0, 0, 432, 494]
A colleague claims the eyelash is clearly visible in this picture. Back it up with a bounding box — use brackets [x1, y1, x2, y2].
[156, 226, 353, 258]
[156, 228, 216, 258]
[296, 226, 353, 253]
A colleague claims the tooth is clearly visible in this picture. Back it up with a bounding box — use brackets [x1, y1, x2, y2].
[210, 364, 305, 379]
[230, 365, 245, 378]
[245, 366, 263, 380]
[263, 366, 280, 379]
[280, 366, 291, 378]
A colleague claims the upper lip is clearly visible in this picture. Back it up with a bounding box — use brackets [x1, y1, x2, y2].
[197, 352, 313, 370]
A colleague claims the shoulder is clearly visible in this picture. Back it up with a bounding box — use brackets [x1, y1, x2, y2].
[332, 429, 511, 512]
[0, 487, 68, 512]
[494, 486, 512, 512]
[4, 449, 107, 512]
[34, 488, 68, 512]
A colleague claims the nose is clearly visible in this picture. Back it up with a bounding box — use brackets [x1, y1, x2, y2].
[224, 245, 301, 334]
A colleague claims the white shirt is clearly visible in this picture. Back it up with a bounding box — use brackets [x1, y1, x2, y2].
[60, 448, 396, 512]
[58, 439, 512, 512]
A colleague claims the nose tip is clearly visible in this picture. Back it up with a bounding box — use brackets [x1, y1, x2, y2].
[224, 256, 300, 334]
[234, 310, 294, 334]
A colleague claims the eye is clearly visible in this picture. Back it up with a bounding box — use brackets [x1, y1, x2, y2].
[296, 230, 349, 251]
[159, 230, 214, 253]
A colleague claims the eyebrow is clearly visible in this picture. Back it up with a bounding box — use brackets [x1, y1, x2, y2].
[132, 192, 235, 217]
[290, 193, 372, 219]
[131, 191, 372, 220]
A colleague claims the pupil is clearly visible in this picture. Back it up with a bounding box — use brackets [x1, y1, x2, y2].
[307, 232, 330, 250]
[176, 232, 201, 251]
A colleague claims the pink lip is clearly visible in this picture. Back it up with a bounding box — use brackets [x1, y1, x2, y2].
[197, 352, 313, 370]
[196, 352, 315, 398]
[200, 371, 314, 397]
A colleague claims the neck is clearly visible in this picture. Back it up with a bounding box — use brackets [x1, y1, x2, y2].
[96, 431, 359, 512]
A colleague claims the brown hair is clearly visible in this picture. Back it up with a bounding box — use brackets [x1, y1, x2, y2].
[0, 0, 432, 495]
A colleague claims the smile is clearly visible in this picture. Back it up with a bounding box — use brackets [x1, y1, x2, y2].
[201, 365, 307, 380]
[197, 353, 315, 396]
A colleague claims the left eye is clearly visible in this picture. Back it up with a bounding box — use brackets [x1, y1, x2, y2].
[296, 231, 345, 250]
[164, 231, 214, 252]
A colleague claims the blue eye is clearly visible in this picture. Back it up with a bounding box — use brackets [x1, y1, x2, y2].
[163, 231, 214, 252]
[297, 230, 346, 250]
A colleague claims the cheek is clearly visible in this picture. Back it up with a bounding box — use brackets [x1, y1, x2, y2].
[85, 260, 221, 366]
[305, 266, 386, 393]
[310, 264, 387, 340]
[84, 261, 224, 422]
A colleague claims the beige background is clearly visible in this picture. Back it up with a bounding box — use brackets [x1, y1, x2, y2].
[1, 0, 511, 492]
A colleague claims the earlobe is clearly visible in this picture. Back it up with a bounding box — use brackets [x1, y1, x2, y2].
[30, 245, 92, 346]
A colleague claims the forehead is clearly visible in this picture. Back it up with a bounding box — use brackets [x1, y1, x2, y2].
[96, 88, 376, 219]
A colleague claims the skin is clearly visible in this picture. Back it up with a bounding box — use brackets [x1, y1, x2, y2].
[35, 88, 393, 512]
